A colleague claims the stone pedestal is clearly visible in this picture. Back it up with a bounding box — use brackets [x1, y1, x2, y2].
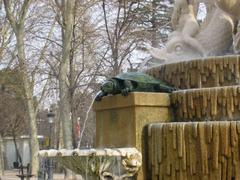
[93, 92, 172, 179]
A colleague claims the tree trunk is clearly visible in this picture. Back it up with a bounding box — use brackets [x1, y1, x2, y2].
[12, 134, 24, 175]
[0, 135, 4, 176]
[112, 50, 120, 76]
[59, 1, 76, 179]
[58, 117, 64, 149]
[151, 0, 159, 47]
[59, 0, 76, 150]
[3, 0, 40, 174]
[16, 29, 39, 175]
[69, 46, 77, 148]
[12, 132, 22, 165]
[59, 55, 73, 150]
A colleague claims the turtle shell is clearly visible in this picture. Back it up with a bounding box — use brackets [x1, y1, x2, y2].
[114, 72, 160, 84]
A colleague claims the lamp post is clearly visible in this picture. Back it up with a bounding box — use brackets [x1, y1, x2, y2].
[47, 109, 55, 180]
[47, 110, 55, 148]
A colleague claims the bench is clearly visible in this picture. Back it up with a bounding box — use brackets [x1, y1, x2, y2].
[16, 163, 34, 180]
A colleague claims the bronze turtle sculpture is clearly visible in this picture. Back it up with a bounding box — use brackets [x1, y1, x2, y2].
[95, 72, 177, 101]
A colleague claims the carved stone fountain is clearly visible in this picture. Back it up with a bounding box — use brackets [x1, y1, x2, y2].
[39, 0, 240, 179]
[144, 0, 240, 178]
[145, 56, 240, 179]
[39, 148, 142, 179]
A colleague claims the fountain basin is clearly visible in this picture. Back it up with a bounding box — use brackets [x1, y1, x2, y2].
[148, 121, 240, 180]
[146, 56, 240, 89]
[171, 86, 240, 121]
[39, 148, 142, 179]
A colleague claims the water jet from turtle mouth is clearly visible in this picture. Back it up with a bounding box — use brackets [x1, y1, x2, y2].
[77, 93, 98, 148]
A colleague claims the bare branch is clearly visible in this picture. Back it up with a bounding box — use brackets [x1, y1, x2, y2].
[102, 0, 114, 48]
[19, 0, 32, 26]
[3, 0, 17, 32]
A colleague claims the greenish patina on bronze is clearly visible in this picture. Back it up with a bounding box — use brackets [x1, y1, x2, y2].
[95, 72, 176, 101]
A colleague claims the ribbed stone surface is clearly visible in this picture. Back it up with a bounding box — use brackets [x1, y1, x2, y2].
[146, 56, 240, 89]
[171, 86, 240, 121]
[148, 121, 240, 180]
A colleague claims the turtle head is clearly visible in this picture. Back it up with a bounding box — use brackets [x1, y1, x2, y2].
[101, 79, 117, 93]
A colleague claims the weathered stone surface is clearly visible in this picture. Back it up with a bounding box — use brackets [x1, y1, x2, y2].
[39, 148, 142, 179]
[171, 86, 240, 121]
[146, 56, 240, 89]
[216, 0, 240, 19]
[147, 0, 239, 65]
[148, 121, 240, 180]
[94, 92, 171, 149]
[93, 92, 172, 180]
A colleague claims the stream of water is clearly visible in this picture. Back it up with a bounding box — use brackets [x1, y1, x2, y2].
[77, 93, 98, 148]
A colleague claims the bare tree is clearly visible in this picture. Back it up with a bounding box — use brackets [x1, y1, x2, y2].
[136, 0, 174, 47]
[3, 0, 40, 174]
[0, 135, 4, 177]
[0, 67, 29, 174]
[101, 0, 140, 75]
[46, 0, 102, 149]
[53, 0, 76, 151]
[0, 90, 28, 167]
